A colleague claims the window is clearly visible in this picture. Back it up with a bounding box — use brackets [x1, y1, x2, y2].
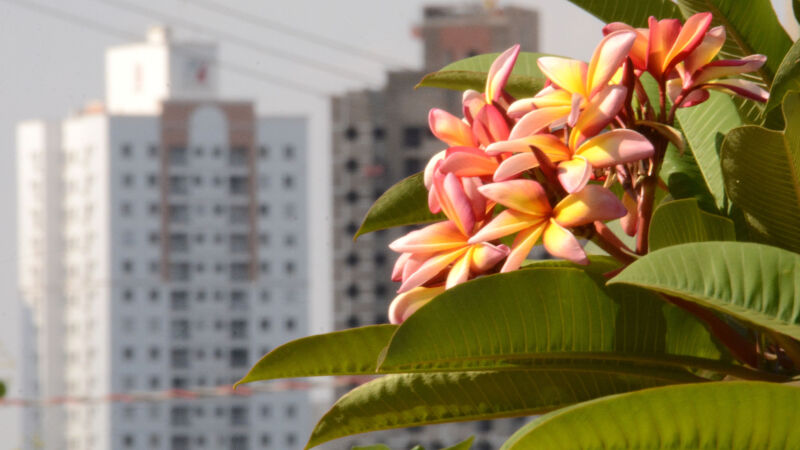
[230, 234, 249, 252]
[169, 176, 188, 195]
[403, 126, 423, 148]
[372, 126, 386, 141]
[123, 434, 134, 447]
[285, 261, 295, 275]
[169, 146, 188, 165]
[149, 347, 160, 360]
[259, 145, 269, 158]
[170, 263, 191, 281]
[170, 291, 189, 311]
[231, 291, 248, 311]
[344, 158, 359, 172]
[259, 318, 270, 331]
[345, 190, 359, 204]
[283, 145, 295, 159]
[259, 204, 269, 217]
[345, 252, 359, 267]
[282, 175, 294, 189]
[344, 126, 358, 141]
[230, 146, 248, 166]
[148, 144, 159, 158]
[230, 206, 249, 224]
[171, 320, 190, 339]
[285, 318, 296, 332]
[231, 406, 248, 426]
[345, 222, 358, 235]
[404, 157, 422, 176]
[171, 348, 190, 369]
[121, 144, 133, 158]
[169, 233, 189, 252]
[346, 283, 360, 299]
[374, 252, 387, 266]
[122, 260, 134, 273]
[229, 176, 249, 195]
[230, 263, 249, 281]
[123, 347, 135, 360]
[170, 407, 190, 426]
[122, 173, 135, 187]
[347, 315, 360, 327]
[230, 349, 249, 368]
[168, 204, 189, 224]
[123, 289, 134, 302]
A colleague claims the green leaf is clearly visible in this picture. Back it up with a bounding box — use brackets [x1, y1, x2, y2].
[307, 369, 696, 449]
[235, 325, 396, 385]
[566, 0, 681, 28]
[610, 242, 800, 340]
[720, 92, 800, 253]
[649, 198, 735, 251]
[355, 173, 443, 239]
[660, 143, 719, 214]
[764, 39, 800, 129]
[444, 437, 475, 450]
[417, 52, 547, 99]
[378, 268, 750, 378]
[502, 381, 800, 449]
[674, 92, 742, 212]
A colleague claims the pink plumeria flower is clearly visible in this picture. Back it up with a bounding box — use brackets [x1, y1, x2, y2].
[487, 86, 654, 193]
[506, 30, 637, 127]
[390, 220, 509, 293]
[667, 26, 768, 106]
[388, 286, 446, 324]
[468, 180, 626, 271]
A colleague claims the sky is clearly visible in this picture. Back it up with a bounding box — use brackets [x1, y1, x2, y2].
[0, 0, 796, 440]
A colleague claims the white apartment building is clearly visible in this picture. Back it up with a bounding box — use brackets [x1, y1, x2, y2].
[17, 27, 311, 450]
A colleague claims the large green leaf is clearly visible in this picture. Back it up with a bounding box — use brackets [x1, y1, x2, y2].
[355, 173, 443, 239]
[611, 242, 800, 340]
[378, 268, 753, 378]
[235, 325, 396, 385]
[502, 381, 800, 449]
[764, 39, 800, 129]
[660, 143, 719, 213]
[566, 0, 681, 28]
[720, 92, 800, 253]
[649, 198, 735, 251]
[417, 52, 547, 99]
[674, 92, 742, 211]
[307, 369, 699, 449]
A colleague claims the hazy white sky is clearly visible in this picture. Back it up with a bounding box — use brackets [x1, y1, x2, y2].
[0, 0, 795, 404]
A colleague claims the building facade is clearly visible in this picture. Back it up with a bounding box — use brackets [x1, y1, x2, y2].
[330, 4, 539, 448]
[17, 27, 311, 450]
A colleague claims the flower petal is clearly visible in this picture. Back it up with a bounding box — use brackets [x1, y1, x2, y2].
[570, 85, 627, 148]
[446, 248, 473, 288]
[501, 224, 546, 272]
[586, 30, 637, 97]
[429, 108, 477, 147]
[509, 106, 572, 139]
[553, 184, 627, 227]
[486, 45, 521, 103]
[493, 152, 541, 181]
[662, 12, 712, 75]
[469, 209, 541, 244]
[391, 252, 412, 281]
[440, 147, 498, 178]
[478, 179, 552, 216]
[684, 26, 726, 75]
[604, 22, 649, 70]
[620, 190, 638, 236]
[486, 134, 572, 159]
[462, 89, 486, 122]
[537, 56, 588, 97]
[423, 150, 447, 188]
[435, 172, 476, 235]
[703, 79, 769, 102]
[567, 92, 582, 127]
[470, 243, 510, 272]
[507, 87, 573, 118]
[542, 219, 588, 265]
[398, 247, 469, 293]
[556, 156, 593, 193]
[388, 286, 446, 324]
[389, 220, 467, 253]
[691, 55, 767, 86]
[576, 129, 654, 167]
[472, 104, 511, 145]
[647, 17, 682, 79]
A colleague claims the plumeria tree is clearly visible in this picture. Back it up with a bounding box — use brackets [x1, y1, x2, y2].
[239, 1, 800, 448]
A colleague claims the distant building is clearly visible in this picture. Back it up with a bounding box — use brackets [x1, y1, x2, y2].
[330, 3, 539, 448]
[17, 27, 311, 450]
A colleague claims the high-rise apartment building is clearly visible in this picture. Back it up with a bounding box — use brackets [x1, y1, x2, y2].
[331, 4, 539, 448]
[17, 27, 311, 450]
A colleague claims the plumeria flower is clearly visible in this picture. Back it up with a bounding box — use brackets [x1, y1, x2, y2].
[487, 86, 654, 193]
[506, 30, 637, 126]
[390, 219, 509, 293]
[388, 286, 447, 324]
[604, 13, 713, 83]
[667, 26, 768, 106]
[468, 180, 626, 271]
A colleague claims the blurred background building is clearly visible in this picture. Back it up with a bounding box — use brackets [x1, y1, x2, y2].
[17, 27, 311, 450]
[330, 3, 538, 448]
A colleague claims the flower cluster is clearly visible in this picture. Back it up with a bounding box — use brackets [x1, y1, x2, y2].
[387, 13, 767, 324]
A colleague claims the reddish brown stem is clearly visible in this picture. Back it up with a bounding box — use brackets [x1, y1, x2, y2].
[662, 295, 759, 368]
[590, 222, 637, 265]
[635, 175, 656, 254]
